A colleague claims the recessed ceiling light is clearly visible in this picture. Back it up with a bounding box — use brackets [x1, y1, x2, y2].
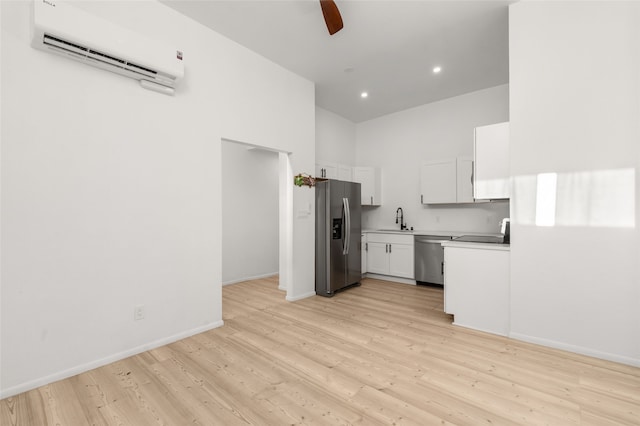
[433, 66, 442, 74]
[361, 92, 368, 98]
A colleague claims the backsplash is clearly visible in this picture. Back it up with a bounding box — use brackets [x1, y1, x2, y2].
[362, 201, 510, 233]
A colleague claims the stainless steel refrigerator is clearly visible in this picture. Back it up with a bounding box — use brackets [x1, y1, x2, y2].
[315, 179, 362, 297]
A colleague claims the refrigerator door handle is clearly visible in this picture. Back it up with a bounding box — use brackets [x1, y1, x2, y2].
[343, 197, 351, 254]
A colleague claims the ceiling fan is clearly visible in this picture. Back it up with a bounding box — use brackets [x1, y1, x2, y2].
[319, 0, 343, 35]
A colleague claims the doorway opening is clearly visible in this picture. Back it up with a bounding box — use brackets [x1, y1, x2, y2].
[221, 138, 293, 297]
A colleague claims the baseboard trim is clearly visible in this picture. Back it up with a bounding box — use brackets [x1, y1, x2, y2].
[285, 291, 316, 302]
[0, 320, 225, 399]
[222, 272, 279, 286]
[364, 273, 416, 285]
[509, 331, 640, 368]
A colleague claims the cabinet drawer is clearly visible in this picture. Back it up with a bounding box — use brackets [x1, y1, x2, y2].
[366, 233, 414, 245]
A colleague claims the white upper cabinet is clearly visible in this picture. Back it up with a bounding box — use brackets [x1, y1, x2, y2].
[316, 161, 353, 181]
[420, 159, 457, 204]
[420, 158, 476, 204]
[337, 164, 352, 181]
[474, 122, 510, 199]
[456, 157, 474, 203]
[315, 162, 337, 179]
[353, 166, 382, 206]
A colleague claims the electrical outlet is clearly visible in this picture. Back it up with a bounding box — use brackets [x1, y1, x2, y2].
[134, 305, 145, 321]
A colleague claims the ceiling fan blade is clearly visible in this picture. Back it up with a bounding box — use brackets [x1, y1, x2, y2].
[319, 0, 343, 35]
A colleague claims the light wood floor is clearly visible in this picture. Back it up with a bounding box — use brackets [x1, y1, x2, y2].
[2, 277, 639, 425]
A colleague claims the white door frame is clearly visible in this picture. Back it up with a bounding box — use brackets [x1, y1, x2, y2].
[221, 138, 293, 297]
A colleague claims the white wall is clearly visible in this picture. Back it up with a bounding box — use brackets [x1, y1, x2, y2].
[355, 85, 510, 232]
[509, 1, 639, 365]
[221, 143, 279, 285]
[315, 107, 356, 165]
[0, 0, 315, 397]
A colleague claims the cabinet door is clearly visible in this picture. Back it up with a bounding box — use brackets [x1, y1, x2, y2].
[352, 167, 369, 204]
[420, 159, 457, 204]
[315, 162, 337, 179]
[361, 234, 367, 274]
[456, 157, 474, 203]
[337, 164, 352, 182]
[474, 122, 510, 199]
[443, 249, 456, 314]
[366, 242, 389, 275]
[388, 243, 414, 279]
[323, 163, 337, 179]
[353, 167, 381, 206]
[444, 246, 510, 336]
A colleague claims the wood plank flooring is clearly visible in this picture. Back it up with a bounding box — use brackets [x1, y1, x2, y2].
[2, 277, 639, 425]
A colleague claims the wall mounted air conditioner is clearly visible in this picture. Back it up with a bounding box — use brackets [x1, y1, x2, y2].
[31, 0, 184, 95]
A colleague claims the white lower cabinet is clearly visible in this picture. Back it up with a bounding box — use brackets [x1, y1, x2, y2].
[361, 233, 367, 274]
[443, 244, 510, 336]
[365, 233, 414, 279]
[366, 242, 389, 275]
[389, 244, 414, 277]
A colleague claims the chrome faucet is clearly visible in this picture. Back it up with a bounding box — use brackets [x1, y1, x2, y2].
[395, 207, 406, 230]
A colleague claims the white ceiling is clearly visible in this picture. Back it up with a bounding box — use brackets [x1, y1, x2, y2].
[161, 0, 512, 123]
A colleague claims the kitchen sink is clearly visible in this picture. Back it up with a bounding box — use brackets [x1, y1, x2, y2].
[375, 229, 413, 233]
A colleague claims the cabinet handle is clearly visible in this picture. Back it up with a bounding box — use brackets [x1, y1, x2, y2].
[370, 196, 373, 204]
[421, 194, 424, 204]
[389, 244, 392, 253]
[471, 161, 475, 200]
[365, 242, 368, 251]
[385, 244, 388, 253]
[441, 261, 444, 275]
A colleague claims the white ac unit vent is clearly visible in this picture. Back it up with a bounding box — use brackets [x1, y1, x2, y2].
[31, 0, 184, 95]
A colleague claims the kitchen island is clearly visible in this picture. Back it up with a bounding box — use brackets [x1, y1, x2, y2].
[442, 240, 510, 336]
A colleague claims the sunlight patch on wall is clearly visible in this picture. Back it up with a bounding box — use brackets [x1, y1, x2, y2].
[513, 168, 635, 228]
[535, 173, 557, 227]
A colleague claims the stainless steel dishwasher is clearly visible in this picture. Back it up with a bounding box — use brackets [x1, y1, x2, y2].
[414, 235, 452, 285]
